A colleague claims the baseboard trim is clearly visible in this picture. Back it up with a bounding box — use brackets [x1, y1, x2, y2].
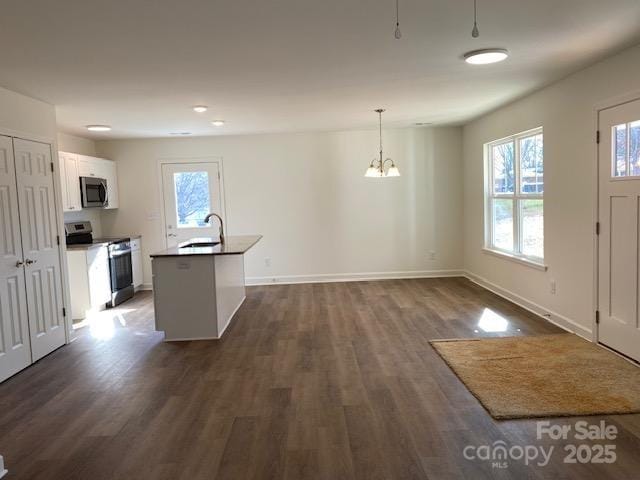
[245, 269, 465, 286]
[463, 270, 593, 341]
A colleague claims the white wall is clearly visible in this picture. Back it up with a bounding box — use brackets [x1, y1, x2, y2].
[57, 132, 96, 156]
[56, 132, 105, 237]
[463, 43, 640, 338]
[0, 86, 57, 141]
[96, 127, 463, 286]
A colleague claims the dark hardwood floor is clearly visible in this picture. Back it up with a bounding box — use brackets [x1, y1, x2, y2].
[1, 278, 639, 479]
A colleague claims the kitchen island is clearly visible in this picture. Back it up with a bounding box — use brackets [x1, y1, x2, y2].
[150, 235, 262, 341]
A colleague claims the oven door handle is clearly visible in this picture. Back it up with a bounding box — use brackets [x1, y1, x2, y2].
[109, 250, 132, 257]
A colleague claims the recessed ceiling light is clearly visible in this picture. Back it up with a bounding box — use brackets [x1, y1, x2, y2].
[464, 48, 509, 65]
[86, 125, 112, 132]
[211, 120, 225, 127]
[192, 106, 208, 113]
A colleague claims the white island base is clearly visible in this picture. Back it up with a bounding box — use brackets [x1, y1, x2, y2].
[152, 254, 246, 341]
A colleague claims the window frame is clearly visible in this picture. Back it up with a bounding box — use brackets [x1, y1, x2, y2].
[484, 127, 545, 267]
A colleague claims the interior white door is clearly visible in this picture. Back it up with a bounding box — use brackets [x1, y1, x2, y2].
[0, 136, 32, 382]
[161, 162, 223, 248]
[598, 97, 640, 362]
[13, 139, 66, 362]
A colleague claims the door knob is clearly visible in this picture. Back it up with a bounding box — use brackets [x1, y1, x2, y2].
[167, 233, 177, 237]
[25, 259, 36, 265]
[16, 260, 24, 268]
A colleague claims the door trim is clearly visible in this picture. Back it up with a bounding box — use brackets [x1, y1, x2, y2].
[594, 91, 640, 345]
[156, 156, 227, 250]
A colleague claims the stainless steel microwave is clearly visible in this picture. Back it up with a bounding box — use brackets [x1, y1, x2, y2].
[80, 176, 108, 208]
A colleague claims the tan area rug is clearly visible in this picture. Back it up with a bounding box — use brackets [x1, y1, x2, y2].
[430, 334, 640, 419]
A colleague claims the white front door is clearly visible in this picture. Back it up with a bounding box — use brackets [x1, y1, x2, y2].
[0, 136, 32, 382]
[598, 97, 640, 362]
[13, 139, 66, 362]
[161, 162, 223, 247]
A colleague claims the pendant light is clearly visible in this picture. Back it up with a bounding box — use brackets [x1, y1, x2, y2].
[394, 0, 402, 39]
[471, 0, 479, 37]
[365, 109, 400, 178]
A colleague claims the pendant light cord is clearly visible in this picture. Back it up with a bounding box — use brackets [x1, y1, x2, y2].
[472, 0, 479, 37]
[379, 110, 383, 160]
[394, 0, 402, 39]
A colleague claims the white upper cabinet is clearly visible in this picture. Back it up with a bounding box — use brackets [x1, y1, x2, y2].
[58, 151, 82, 212]
[102, 159, 119, 209]
[60, 152, 119, 210]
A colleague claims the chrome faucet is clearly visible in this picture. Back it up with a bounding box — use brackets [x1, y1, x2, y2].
[204, 213, 225, 244]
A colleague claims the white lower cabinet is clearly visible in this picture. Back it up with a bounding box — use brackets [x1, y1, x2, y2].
[131, 238, 143, 290]
[67, 246, 111, 320]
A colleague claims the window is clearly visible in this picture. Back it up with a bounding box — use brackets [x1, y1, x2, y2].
[486, 128, 544, 263]
[612, 120, 640, 177]
[173, 171, 211, 228]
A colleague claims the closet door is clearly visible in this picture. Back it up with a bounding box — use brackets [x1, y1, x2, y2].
[0, 136, 31, 382]
[13, 139, 65, 361]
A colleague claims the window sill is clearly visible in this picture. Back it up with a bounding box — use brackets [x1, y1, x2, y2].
[482, 248, 548, 272]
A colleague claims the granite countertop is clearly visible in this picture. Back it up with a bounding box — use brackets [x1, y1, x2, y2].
[150, 235, 262, 257]
[66, 241, 110, 251]
[66, 234, 142, 250]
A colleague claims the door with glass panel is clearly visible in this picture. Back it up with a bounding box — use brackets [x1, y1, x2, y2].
[598, 98, 640, 362]
[161, 162, 223, 248]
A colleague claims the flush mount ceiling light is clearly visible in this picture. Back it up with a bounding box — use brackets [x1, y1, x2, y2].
[365, 109, 400, 178]
[211, 120, 225, 127]
[86, 125, 112, 132]
[192, 105, 208, 113]
[464, 48, 509, 65]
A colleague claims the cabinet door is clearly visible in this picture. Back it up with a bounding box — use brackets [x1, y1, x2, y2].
[58, 152, 81, 212]
[0, 136, 32, 383]
[87, 246, 111, 307]
[64, 154, 82, 211]
[13, 138, 66, 362]
[132, 249, 143, 288]
[58, 152, 69, 209]
[103, 160, 119, 209]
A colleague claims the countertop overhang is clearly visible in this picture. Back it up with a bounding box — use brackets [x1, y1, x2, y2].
[150, 235, 262, 257]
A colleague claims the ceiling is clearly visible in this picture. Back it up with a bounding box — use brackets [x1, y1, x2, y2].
[1, 0, 639, 139]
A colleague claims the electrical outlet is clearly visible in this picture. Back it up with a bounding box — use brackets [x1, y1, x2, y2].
[429, 251, 436, 261]
[264, 257, 271, 268]
[550, 279, 557, 295]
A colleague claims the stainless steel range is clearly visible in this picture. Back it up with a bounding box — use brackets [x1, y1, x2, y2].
[64, 221, 134, 307]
